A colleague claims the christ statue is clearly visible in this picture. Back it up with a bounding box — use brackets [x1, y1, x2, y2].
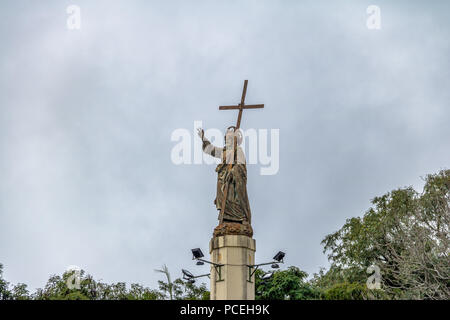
[197, 127, 252, 225]
[197, 80, 263, 231]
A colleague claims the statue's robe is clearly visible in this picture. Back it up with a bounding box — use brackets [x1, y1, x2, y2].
[202, 139, 252, 224]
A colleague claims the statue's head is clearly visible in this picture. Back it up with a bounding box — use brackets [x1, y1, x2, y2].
[225, 126, 243, 148]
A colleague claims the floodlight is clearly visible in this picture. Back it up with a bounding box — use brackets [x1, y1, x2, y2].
[182, 269, 194, 279]
[181, 269, 210, 282]
[273, 251, 285, 262]
[191, 248, 204, 259]
[271, 263, 280, 269]
[262, 272, 273, 280]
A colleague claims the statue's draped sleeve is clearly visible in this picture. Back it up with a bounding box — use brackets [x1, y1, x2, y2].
[202, 139, 223, 159]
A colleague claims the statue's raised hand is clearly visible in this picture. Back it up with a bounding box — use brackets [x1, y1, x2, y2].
[197, 127, 205, 140]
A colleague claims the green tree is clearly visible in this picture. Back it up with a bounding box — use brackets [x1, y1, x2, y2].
[33, 269, 162, 300]
[33, 272, 88, 300]
[11, 283, 30, 300]
[0, 264, 12, 300]
[1, 263, 207, 300]
[320, 169, 450, 300]
[127, 283, 162, 300]
[173, 278, 209, 300]
[255, 266, 319, 300]
[321, 282, 368, 300]
[155, 264, 177, 300]
[155, 265, 209, 300]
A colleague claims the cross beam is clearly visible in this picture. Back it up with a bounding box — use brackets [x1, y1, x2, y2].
[219, 80, 264, 129]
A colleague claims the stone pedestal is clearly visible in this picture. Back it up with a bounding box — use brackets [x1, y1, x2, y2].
[209, 234, 256, 300]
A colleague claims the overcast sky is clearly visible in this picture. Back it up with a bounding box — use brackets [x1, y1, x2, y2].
[1, 0, 449, 291]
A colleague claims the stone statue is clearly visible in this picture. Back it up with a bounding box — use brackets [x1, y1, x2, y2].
[199, 80, 263, 237]
[197, 127, 252, 228]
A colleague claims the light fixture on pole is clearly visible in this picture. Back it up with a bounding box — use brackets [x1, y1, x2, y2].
[181, 269, 210, 284]
[247, 251, 286, 281]
[189, 248, 224, 281]
[273, 251, 285, 262]
[262, 272, 274, 281]
[191, 248, 204, 259]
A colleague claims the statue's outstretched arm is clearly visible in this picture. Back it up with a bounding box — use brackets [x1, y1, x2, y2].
[202, 139, 223, 159]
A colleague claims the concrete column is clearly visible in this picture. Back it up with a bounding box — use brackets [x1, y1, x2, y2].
[209, 235, 256, 300]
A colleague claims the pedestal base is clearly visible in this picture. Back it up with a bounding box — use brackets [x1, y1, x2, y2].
[209, 234, 256, 300]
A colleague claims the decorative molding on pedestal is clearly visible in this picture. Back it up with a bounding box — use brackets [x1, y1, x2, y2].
[213, 222, 253, 238]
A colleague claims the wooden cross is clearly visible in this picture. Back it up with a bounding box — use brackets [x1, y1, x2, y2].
[217, 80, 264, 224]
[219, 80, 264, 130]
